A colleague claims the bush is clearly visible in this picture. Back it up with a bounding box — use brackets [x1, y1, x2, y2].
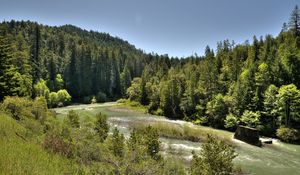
[34, 79, 50, 99]
[224, 113, 238, 130]
[1, 96, 51, 122]
[57, 89, 71, 106]
[190, 135, 237, 175]
[49, 92, 59, 107]
[276, 127, 299, 143]
[240, 110, 261, 128]
[1, 97, 34, 120]
[96, 92, 107, 103]
[91, 96, 97, 104]
[94, 112, 109, 142]
[116, 98, 127, 103]
[44, 134, 73, 158]
[67, 110, 80, 128]
[83, 96, 93, 104]
[155, 108, 164, 116]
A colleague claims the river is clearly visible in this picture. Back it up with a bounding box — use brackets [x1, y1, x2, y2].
[54, 103, 300, 175]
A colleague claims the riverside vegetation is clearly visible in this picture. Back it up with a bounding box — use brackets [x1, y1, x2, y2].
[0, 97, 238, 174]
[0, 5, 300, 175]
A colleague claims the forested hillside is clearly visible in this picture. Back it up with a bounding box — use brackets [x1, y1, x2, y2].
[125, 6, 300, 142]
[0, 20, 165, 103]
[1, 6, 300, 143]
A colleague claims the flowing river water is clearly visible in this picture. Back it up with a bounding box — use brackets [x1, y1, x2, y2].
[54, 103, 300, 175]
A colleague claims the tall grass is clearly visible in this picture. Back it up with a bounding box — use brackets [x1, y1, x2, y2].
[131, 121, 234, 145]
[0, 113, 79, 175]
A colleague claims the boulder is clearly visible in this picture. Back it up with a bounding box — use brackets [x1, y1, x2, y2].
[234, 125, 262, 146]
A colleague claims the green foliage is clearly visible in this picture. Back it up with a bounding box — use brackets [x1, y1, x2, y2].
[143, 126, 161, 160]
[34, 79, 50, 99]
[127, 77, 142, 102]
[43, 133, 73, 158]
[94, 112, 109, 142]
[160, 69, 184, 119]
[67, 110, 80, 128]
[276, 127, 299, 143]
[120, 64, 132, 96]
[83, 96, 93, 104]
[190, 135, 237, 175]
[109, 127, 125, 157]
[54, 74, 64, 91]
[0, 113, 79, 174]
[206, 94, 228, 128]
[224, 113, 238, 130]
[57, 89, 72, 106]
[263, 84, 279, 132]
[240, 110, 261, 128]
[2, 6, 300, 150]
[276, 84, 300, 127]
[49, 92, 58, 108]
[288, 5, 300, 34]
[1, 96, 51, 123]
[96, 91, 107, 103]
[0, 32, 25, 100]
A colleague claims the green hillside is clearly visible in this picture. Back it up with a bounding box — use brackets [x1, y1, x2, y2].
[0, 112, 79, 174]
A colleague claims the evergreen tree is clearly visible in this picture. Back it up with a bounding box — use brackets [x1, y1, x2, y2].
[94, 112, 109, 142]
[289, 5, 300, 34]
[0, 29, 21, 100]
[30, 24, 41, 84]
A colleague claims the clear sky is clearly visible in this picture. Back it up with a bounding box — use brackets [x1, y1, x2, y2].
[0, 0, 298, 57]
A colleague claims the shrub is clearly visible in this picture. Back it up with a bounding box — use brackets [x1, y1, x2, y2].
[155, 108, 164, 116]
[34, 79, 50, 99]
[1, 96, 51, 122]
[83, 96, 93, 104]
[96, 92, 107, 103]
[109, 128, 125, 157]
[116, 98, 127, 103]
[1, 97, 33, 120]
[190, 135, 237, 175]
[94, 112, 109, 142]
[224, 113, 238, 130]
[240, 110, 261, 128]
[276, 127, 299, 143]
[91, 96, 97, 104]
[67, 110, 80, 128]
[44, 134, 73, 158]
[57, 89, 71, 106]
[49, 92, 59, 108]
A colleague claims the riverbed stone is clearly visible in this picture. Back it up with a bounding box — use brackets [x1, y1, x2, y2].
[234, 125, 262, 146]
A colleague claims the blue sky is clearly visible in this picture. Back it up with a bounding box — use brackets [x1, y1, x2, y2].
[0, 0, 298, 57]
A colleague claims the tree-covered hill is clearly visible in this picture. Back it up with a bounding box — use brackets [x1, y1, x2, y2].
[0, 20, 159, 102]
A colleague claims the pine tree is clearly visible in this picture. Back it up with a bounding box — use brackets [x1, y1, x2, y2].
[30, 24, 41, 84]
[120, 63, 132, 96]
[0, 29, 21, 100]
[289, 5, 300, 34]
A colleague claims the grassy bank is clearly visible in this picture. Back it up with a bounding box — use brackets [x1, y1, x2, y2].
[116, 99, 148, 113]
[0, 113, 79, 175]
